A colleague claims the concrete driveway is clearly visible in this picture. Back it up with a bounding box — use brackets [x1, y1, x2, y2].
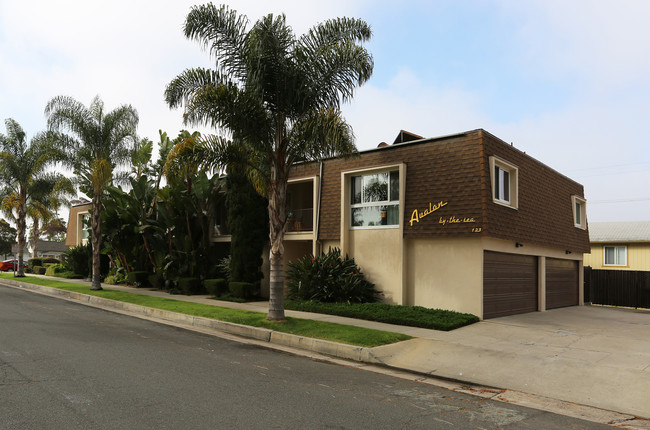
[372, 305, 650, 418]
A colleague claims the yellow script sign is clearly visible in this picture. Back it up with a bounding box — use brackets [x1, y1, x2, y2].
[409, 201, 448, 226]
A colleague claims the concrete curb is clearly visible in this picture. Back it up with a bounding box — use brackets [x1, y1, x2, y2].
[0, 278, 379, 364]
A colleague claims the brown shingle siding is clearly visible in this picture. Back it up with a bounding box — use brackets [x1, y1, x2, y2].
[481, 131, 590, 253]
[287, 129, 590, 253]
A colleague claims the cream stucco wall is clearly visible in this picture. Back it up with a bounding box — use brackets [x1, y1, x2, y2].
[405, 237, 484, 316]
[347, 228, 404, 304]
[584, 243, 650, 271]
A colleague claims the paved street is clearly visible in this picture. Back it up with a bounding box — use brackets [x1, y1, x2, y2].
[0, 285, 609, 429]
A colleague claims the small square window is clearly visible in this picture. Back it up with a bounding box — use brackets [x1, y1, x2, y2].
[604, 245, 626, 266]
[489, 156, 518, 209]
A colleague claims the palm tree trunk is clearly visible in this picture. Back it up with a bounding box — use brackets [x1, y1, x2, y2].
[16, 203, 26, 277]
[31, 219, 39, 260]
[267, 176, 287, 321]
[90, 191, 103, 290]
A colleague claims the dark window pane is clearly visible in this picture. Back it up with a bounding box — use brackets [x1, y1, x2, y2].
[390, 170, 399, 201]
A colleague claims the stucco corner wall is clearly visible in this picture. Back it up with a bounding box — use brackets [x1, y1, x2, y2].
[405, 237, 483, 317]
[347, 228, 403, 305]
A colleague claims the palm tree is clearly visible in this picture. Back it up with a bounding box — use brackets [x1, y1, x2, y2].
[0, 119, 65, 276]
[165, 4, 373, 320]
[45, 96, 139, 290]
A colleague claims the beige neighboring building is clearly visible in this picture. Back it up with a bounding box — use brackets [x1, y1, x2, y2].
[584, 221, 650, 271]
[65, 200, 91, 247]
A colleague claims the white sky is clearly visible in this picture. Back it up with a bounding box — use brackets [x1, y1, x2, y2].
[1, 0, 649, 223]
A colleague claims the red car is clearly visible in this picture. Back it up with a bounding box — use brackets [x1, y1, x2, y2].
[0, 259, 28, 272]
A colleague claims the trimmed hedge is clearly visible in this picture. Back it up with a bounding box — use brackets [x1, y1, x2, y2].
[284, 301, 479, 331]
[28, 258, 43, 270]
[204, 278, 228, 297]
[228, 281, 255, 299]
[127, 271, 149, 288]
[148, 273, 164, 290]
[33, 266, 47, 275]
[179, 277, 203, 295]
[45, 264, 67, 277]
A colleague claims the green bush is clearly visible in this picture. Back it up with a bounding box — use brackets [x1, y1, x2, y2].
[33, 266, 46, 275]
[228, 281, 256, 299]
[43, 257, 60, 265]
[127, 271, 149, 288]
[204, 278, 228, 297]
[179, 277, 203, 295]
[28, 258, 43, 270]
[286, 248, 379, 303]
[284, 301, 480, 331]
[148, 273, 164, 289]
[62, 244, 90, 278]
[45, 264, 67, 277]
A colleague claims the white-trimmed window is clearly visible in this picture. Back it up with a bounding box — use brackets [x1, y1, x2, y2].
[572, 196, 587, 229]
[350, 170, 399, 227]
[604, 245, 626, 266]
[489, 156, 518, 209]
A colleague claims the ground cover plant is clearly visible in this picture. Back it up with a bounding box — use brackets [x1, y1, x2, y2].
[0, 274, 410, 347]
[285, 301, 479, 331]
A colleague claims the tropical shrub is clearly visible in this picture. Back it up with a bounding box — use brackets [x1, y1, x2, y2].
[204, 278, 228, 297]
[286, 248, 380, 303]
[105, 267, 128, 285]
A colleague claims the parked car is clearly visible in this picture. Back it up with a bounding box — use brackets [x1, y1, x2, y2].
[0, 259, 28, 272]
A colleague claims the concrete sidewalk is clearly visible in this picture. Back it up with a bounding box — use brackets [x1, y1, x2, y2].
[2, 275, 649, 428]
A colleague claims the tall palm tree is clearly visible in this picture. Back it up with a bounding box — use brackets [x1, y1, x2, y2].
[0, 119, 65, 276]
[165, 4, 373, 320]
[45, 96, 139, 290]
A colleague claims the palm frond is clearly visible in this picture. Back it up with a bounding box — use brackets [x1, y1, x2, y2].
[184, 4, 250, 80]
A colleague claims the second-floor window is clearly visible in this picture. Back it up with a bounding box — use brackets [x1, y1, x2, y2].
[350, 170, 399, 227]
[489, 156, 518, 209]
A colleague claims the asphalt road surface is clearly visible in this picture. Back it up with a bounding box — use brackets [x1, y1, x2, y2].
[0, 284, 610, 429]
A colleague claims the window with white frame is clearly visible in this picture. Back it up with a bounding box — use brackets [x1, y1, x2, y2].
[350, 170, 399, 227]
[572, 196, 587, 229]
[489, 156, 518, 209]
[604, 245, 626, 266]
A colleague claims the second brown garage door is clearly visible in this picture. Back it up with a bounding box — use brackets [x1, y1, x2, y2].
[483, 251, 538, 319]
[546, 258, 579, 309]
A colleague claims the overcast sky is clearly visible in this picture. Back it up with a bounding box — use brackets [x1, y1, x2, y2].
[1, 0, 649, 223]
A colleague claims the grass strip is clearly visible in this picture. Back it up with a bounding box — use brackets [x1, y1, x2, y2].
[285, 300, 479, 331]
[0, 274, 411, 347]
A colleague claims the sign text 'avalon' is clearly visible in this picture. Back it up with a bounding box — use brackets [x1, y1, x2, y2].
[409, 201, 448, 226]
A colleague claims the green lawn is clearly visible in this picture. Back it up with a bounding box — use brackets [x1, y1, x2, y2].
[0, 274, 411, 348]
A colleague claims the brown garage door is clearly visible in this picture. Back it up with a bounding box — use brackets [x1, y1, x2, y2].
[484, 251, 538, 319]
[546, 258, 578, 309]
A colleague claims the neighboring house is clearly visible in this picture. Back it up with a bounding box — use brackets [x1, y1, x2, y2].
[65, 199, 92, 247]
[583, 221, 650, 271]
[29, 240, 69, 259]
[213, 128, 590, 320]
